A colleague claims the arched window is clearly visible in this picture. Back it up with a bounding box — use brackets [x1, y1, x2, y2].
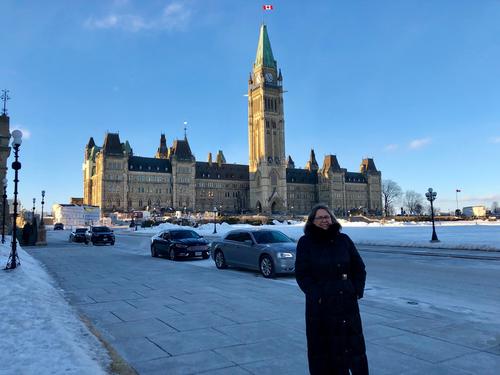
[270, 170, 278, 187]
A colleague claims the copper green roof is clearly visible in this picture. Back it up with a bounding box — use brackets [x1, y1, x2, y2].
[255, 24, 276, 69]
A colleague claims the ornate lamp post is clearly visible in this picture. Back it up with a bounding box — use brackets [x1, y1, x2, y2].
[36, 190, 47, 246]
[2, 177, 7, 244]
[32, 197, 36, 222]
[41, 190, 45, 224]
[6, 129, 22, 270]
[212, 206, 218, 234]
[425, 188, 439, 242]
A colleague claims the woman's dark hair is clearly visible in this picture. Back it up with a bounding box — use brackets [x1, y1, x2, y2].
[304, 204, 342, 233]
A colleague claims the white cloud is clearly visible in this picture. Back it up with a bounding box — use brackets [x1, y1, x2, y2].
[11, 126, 31, 140]
[84, 1, 191, 32]
[408, 137, 431, 150]
[384, 144, 398, 151]
[489, 136, 500, 144]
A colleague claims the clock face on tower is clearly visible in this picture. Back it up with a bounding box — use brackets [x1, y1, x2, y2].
[265, 72, 273, 83]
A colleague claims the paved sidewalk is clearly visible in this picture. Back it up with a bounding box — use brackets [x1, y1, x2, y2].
[28, 244, 499, 375]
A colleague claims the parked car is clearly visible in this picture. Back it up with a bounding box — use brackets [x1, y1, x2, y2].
[150, 229, 209, 260]
[86, 226, 115, 245]
[54, 223, 64, 230]
[209, 229, 297, 278]
[69, 228, 88, 244]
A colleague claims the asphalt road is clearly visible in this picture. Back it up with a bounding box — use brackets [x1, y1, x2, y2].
[44, 229, 499, 323]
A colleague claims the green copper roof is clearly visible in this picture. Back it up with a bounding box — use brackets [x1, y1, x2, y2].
[255, 24, 276, 69]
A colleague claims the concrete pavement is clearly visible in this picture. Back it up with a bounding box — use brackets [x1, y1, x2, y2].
[27, 235, 499, 375]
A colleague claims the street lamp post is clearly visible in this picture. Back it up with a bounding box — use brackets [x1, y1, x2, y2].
[32, 197, 36, 222]
[6, 129, 23, 270]
[425, 188, 439, 242]
[1, 178, 7, 244]
[41, 190, 45, 224]
[212, 206, 217, 234]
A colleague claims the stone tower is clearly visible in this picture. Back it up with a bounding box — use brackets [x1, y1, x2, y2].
[248, 24, 287, 214]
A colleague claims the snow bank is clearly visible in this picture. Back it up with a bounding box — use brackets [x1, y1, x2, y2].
[0, 239, 109, 375]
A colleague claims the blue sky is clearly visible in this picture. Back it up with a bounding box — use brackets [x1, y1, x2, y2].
[1, 0, 499, 213]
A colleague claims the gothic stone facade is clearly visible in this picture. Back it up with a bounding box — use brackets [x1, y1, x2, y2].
[83, 24, 382, 216]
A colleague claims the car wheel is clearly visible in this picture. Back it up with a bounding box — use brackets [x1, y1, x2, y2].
[169, 248, 176, 261]
[151, 245, 158, 257]
[260, 255, 275, 278]
[214, 250, 227, 269]
[85, 240, 89, 245]
[202, 252, 210, 260]
[111, 241, 115, 246]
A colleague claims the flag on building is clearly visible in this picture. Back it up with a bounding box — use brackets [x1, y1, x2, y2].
[456, 189, 461, 192]
[262, 5, 273, 10]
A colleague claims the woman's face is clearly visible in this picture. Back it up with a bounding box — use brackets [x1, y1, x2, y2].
[313, 208, 332, 230]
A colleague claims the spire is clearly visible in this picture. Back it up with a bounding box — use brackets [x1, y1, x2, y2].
[287, 155, 295, 169]
[86, 137, 95, 149]
[216, 150, 226, 167]
[255, 24, 276, 69]
[305, 149, 319, 171]
[321, 155, 342, 174]
[360, 158, 378, 173]
[155, 134, 168, 159]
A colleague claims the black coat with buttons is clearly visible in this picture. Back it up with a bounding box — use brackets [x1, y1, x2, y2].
[295, 223, 368, 375]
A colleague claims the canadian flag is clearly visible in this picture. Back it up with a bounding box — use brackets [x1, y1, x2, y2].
[262, 5, 273, 10]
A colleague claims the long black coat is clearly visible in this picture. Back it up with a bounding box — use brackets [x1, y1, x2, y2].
[295, 224, 368, 375]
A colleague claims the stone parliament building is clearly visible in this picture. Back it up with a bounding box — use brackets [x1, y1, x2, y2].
[83, 24, 382, 216]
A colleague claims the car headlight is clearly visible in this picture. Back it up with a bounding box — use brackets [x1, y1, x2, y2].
[175, 244, 188, 249]
[277, 252, 294, 258]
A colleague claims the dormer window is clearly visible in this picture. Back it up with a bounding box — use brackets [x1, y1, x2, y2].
[139, 165, 142, 170]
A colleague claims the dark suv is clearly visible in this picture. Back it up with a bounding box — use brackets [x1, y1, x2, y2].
[86, 226, 115, 246]
[54, 223, 64, 230]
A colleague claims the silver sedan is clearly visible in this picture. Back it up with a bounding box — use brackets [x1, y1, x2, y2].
[209, 229, 297, 278]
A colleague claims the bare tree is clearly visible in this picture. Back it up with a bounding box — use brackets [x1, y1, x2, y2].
[404, 190, 424, 215]
[382, 179, 403, 216]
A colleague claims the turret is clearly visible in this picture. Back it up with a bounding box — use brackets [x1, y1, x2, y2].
[305, 149, 319, 171]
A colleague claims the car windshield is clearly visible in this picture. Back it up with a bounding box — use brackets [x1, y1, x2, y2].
[93, 226, 110, 232]
[252, 231, 293, 244]
[75, 228, 87, 233]
[171, 230, 200, 240]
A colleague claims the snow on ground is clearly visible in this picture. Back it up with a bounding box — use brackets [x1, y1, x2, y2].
[136, 219, 500, 251]
[0, 240, 110, 375]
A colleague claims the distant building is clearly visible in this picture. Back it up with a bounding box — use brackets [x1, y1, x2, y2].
[82, 24, 382, 216]
[70, 197, 84, 205]
[52, 204, 100, 227]
[462, 206, 486, 218]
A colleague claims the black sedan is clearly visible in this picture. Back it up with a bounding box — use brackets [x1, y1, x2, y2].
[69, 228, 88, 244]
[150, 229, 210, 260]
[86, 226, 115, 245]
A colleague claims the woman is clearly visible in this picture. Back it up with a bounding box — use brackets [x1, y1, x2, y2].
[295, 204, 369, 375]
